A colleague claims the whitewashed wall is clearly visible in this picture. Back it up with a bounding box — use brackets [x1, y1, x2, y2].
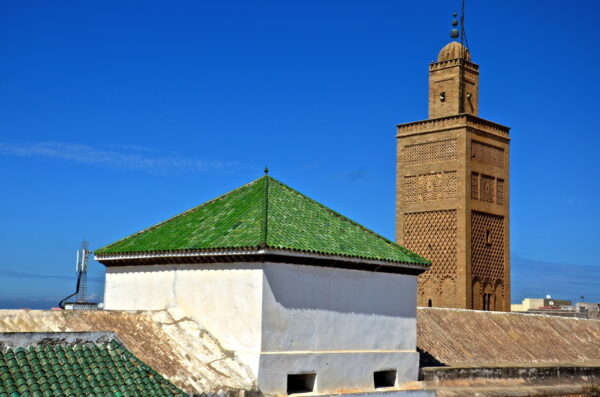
[104, 263, 264, 374]
[261, 262, 417, 352]
[104, 261, 421, 394]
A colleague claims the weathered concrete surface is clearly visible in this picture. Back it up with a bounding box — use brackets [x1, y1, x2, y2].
[0, 331, 116, 347]
[421, 366, 600, 383]
[313, 391, 435, 397]
[0, 308, 255, 394]
[427, 384, 589, 397]
[420, 365, 598, 397]
[417, 307, 600, 366]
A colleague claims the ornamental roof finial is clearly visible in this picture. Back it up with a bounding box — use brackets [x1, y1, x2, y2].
[450, 12, 459, 39]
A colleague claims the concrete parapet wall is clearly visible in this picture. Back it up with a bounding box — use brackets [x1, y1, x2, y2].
[421, 365, 600, 384]
[420, 365, 600, 397]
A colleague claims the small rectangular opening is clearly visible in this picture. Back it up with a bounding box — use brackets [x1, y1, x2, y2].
[374, 369, 397, 389]
[287, 373, 316, 394]
[485, 229, 492, 245]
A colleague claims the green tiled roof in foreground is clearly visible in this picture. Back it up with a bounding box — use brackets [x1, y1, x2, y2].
[96, 176, 429, 266]
[0, 339, 185, 397]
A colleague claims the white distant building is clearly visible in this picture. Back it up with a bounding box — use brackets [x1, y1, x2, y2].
[511, 297, 572, 312]
[95, 175, 434, 396]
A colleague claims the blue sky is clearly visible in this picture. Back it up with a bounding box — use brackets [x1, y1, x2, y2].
[0, 1, 599, 308]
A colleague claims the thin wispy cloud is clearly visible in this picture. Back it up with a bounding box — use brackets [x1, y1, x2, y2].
[0, 141, 240, 173]
[0, 267, 103, 283]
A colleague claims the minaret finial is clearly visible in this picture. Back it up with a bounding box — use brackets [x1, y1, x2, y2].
[450, 12, 459, 39]
[264, 165, 269, 175]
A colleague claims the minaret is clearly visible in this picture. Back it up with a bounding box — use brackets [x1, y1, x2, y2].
[395, 24, 510, 311]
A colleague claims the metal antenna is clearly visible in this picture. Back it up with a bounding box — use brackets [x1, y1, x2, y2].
[457, 0, 469, 114]
[460, 0, 470, 52]
[59, 240, 94, 309]
[75, 241, 90, 302]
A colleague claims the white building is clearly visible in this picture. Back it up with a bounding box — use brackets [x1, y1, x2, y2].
[511, 297, 572, 312]
[95, 175, 434, 397]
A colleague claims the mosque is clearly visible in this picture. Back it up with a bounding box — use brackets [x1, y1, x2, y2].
[1, 16, 600, 397]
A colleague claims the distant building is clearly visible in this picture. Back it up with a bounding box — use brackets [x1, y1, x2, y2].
[95, 176, 434, 396]
[511, 297, 600, 319]
[396, 40, 510, 311]
[63, 301, 101, 310]
[511, 298, 572, 312]
[577, 302, 600, 319]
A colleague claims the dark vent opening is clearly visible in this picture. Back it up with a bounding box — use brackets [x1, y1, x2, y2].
[374, 370, 397, 388]
[287, 373, 316, 394]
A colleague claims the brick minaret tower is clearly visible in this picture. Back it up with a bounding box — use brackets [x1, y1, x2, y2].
[395, 41, 510, 311]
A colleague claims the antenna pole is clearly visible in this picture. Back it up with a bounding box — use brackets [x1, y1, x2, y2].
[75, 241, 90, 302]
[60, 241, 92, 308]
[458, 0, 467, 114]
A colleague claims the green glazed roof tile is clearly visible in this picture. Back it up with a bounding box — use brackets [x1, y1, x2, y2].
[96, 176, 430, 266]
[0, 340, 186, 396]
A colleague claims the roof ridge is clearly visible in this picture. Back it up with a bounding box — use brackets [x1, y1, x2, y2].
[266, 177, 430, 264]
[96, 176, 266, 253]
[260, 175, 270, 247]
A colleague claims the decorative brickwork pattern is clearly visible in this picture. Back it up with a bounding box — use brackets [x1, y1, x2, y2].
[404, 176, 418, 203]
[471, 173, 479, 200]
[472, 141, 504, 168]
[496, 179, 504, 205]
[480, 175, 495, 203]
[404, 172, 457, 203]
[471, 173, 504, 205]
[405, 210, 457, 306]
[472, 212, 505, 310]
[419, 173, 442, 202]
[471, 211, 504, 282]
[443, 172, 457, 199]
[403, 139, 457, 166]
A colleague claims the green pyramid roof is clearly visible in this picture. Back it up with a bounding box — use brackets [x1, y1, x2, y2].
[95, 176, 429, 268]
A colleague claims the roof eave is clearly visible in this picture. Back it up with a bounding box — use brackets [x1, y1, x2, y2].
[95, 247, 429, 275]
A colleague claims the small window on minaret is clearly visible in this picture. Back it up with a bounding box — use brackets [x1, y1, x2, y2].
[439, 92, 446, 102]
[485, 229, 492, 245]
